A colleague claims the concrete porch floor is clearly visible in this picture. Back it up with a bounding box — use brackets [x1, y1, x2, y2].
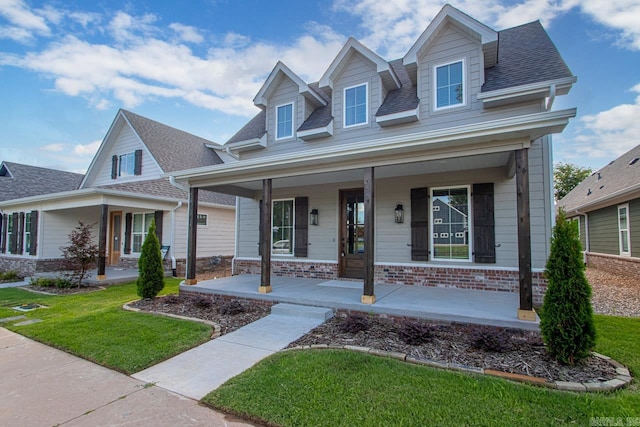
[180, 275, 539, 331]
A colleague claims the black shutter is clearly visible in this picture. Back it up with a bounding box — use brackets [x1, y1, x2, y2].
[111, 155, 118, 179]
[29, 210, 38, 255]
[124, 213, 132, 254]
[10, 212, 18, 254]
[17, 212, 25, 254]
[411, 187, 429, 261]
[154, 210, 163, 244]
[294, 197, 308, 257]
[134, 149, 143, 175]
[473, 183, 496, 263]
[0, 214, 4, 253]
[258, 200, 263, 256]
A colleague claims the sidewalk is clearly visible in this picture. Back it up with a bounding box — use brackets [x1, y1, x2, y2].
[0, 328, 253, 427]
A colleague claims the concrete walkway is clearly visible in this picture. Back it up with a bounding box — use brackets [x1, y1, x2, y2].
[133, 303, 333, 400]
[0, 327, 253, 426]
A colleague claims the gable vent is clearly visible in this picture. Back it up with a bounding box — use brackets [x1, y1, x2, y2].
[630, 158, 639, 166]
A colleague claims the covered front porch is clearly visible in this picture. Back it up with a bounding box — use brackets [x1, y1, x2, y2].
[180, 275, 540, 331]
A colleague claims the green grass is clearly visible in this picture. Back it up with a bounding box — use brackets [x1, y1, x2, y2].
[0, 279, 212, 374]
[204, 315, 640, 426]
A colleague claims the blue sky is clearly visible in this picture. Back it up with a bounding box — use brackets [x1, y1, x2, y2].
[1, 0, 639, 173]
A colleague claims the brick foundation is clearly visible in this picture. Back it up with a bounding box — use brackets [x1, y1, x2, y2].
[175, 255, 233, 278]
[587, 252, 640, 280]
[0, 256, 37, 276]
[232, 259, 547, 305]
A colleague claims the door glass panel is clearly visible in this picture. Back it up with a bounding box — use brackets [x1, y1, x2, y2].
[346, 194, 365, 255]
[432, 187, 469, 260]
[112, 215, 121, 248]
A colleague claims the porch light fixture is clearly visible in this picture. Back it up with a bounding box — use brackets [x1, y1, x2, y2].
[394, 204, 404, 223]
[310, 209, 319, 226]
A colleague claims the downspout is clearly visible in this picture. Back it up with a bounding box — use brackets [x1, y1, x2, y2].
[575, 208, 589, 265]
[169, 202, 182, 276]
[169, 176, 190, 277]
[225, 147, 240, 160]
[546, 84, 556, 111]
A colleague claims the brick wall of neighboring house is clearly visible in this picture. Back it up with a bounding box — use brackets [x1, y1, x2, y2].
[587, 252, 640, 280]
[232, 259, 548, 305]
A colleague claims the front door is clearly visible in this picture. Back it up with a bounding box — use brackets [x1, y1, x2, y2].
[339, 189, 365, 279]
[109, 211, 122, 265]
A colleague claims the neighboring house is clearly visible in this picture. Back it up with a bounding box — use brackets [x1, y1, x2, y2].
[559, 144, 640, 278]
[169, 5, 577, 320]
[0, 109, 235, 278]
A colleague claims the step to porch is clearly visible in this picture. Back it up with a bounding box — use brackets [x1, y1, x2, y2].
[271, 303, 334, 321]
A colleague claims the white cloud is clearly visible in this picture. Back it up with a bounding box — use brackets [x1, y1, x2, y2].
[169, 22, 204, 43]
[108, 11, 158, 43]
[41, 143, 65, 152]
[0, 0, 50, 33]
[559, 83, 640, 165]
[578, 0, 640, 50]
[73, 140, 101, 156]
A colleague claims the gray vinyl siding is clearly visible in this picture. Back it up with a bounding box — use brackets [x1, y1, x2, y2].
[630, 198, 640, 257]
[239, 23, 544, 161]
[266, 77, 301, 146]
[236, 139, 549, 269]
[41, 207, 100, 258]
[588, 206, 619, 255]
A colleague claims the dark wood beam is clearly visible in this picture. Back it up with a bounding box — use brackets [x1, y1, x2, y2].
[260, 179, 272, 293]
[362, 167, 375, 304]
[516, 149, 535, 320]
[185, 187, 198, 285]
[97, 204, 108, 279]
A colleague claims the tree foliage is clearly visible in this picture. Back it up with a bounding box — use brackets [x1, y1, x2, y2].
[540, 209, 596, 364]
[554, 162, 593, 201]
[60, 222, 99, 287]
[136, 220, 165, 299]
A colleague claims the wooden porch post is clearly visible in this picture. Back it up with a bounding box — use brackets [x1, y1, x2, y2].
[362, 167, 375, 304]
[516, 149, 535, 321]
[97, 204, 108, 280]
[260, 179, 272, 293]
[185, 187, 198, 285]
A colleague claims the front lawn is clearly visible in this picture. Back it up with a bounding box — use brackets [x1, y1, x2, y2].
[0, 279, 212, 374]
[204, 315, 640, 426]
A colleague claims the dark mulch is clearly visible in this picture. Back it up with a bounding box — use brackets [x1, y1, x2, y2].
[288, 314, 616, 383]
[130, 294, 271, 335]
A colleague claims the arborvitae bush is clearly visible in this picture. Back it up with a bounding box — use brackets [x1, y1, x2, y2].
[136, 221, 165, 299]
[540, 209, 596, 364]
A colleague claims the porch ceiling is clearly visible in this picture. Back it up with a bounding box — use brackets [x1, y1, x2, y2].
[199, 151, 512, 197]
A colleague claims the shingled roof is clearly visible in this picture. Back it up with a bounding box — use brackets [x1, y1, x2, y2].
[227, 17, 571, 145]
[121, 110, 223, 172]
[98, 178, 235, 206]
[0, 162, 84, 202]
[559, 144, 640, 213]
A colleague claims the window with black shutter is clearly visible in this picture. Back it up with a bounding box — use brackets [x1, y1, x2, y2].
[473, 183, 496, 263]
[134, 149, 143, 175]
[294, 197, 308, 257]
[124, 213, 132, 254]
[410, 187, 429, 261]
[111, 155, 118, 179]
[29, 210, 38, 256]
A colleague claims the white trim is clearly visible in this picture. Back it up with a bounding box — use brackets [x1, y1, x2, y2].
[343, 82, 369, 128]
[618, 203, 631, 256]
[430, 185, 472, 262]
[225, 133, 267, 153]
[477, 77, 576, 106]
[254, 61, 326, 108]
[275, 102, 295, 141]
[433, 59, 466, 112]
[297, 120, 334, 140]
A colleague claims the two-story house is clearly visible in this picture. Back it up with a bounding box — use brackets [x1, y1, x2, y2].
[0, 109, 236, 279]
[169, 5, 577, 320]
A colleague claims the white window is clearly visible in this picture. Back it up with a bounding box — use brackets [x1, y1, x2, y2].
[344, 83, 368, 127]
[434, 60, 465, 110]
[6, 214, 13, 252]
[431, 186, 471, 261]
[119, 152, 135, 176]
[196, 214, 208, 226]
[272, 199, 294, 255]
[24, 212, 31, 254]
[276, 103, 294, 140]
[132, 213, 154, 253]
[618, 204, 631, 256]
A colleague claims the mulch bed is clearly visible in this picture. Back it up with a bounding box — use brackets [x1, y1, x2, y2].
[130, 294, 271, 335]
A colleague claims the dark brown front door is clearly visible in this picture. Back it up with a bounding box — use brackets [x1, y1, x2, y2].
[109, 211, 122, 265]
[339, 189, 365, 279]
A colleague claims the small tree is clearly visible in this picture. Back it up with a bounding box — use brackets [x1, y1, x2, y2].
[540, 209, 596, 364]
[136, 220, 165, 299]
[60, 222, 99, 287]
[554, 162, 593, 201]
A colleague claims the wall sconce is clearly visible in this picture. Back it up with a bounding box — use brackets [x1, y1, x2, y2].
[394, 204, 404, 224]
[310, 209, 319, 226]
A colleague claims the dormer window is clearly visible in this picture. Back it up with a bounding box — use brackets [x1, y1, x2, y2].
[344, 83, 368, 127]
[434, 60, 465, 110]
[276, 103, 294, 140]
[119, 152, 135, 176]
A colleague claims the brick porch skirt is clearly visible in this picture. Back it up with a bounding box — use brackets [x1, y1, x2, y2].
[233, 259, 547, 305]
